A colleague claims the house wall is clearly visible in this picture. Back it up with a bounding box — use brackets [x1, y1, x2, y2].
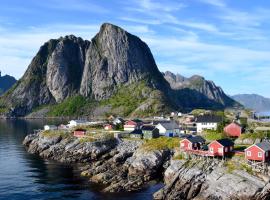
[208, 141, 233, 156]
[224, 123, 242, 137]
[155, 124, 167, 135]
[74, 131, 86, 137]
[197, 122, 218, 133]
[180, 139, 192, 150]
[245, 145, 266, 162]
[124, 125, 137, 131]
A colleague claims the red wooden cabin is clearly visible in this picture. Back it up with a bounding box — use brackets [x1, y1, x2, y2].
[180, 136, 206, 151]
[208, 139, 234, 157]
[245, 141, 270, 162]
[104, 124, 114, 130]
[124, 119, 143, 131]
[73, 129, 87, 137]
[224, 122, 242, 137]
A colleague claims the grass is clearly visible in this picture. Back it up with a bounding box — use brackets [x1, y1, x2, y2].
[224, 160, 253, 175]
[173, 154, 184, 160]
[203, 130, 227, 141]
[41, 130, 71, 139]
[47, 95, 97, 117]
[141, 137, 181, 151]
[240, 132, 270, 140]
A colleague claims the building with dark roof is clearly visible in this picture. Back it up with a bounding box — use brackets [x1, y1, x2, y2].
[208, 138, 234, 157]
[142, 125, 159, 139]
[245, 141, 270, 162]
[180, 135, 206, 150]
[196, 115, 222, 133]
[155, 121, 180, 137]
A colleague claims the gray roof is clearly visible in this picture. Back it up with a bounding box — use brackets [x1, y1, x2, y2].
[187, 136, 206, 143]
[196, 115, 222, 123]
[256, 141, 270, 151]
[158, 121, 179, 130]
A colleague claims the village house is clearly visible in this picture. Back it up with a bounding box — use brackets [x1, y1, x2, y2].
[208, 138, 234, 157]
[44, 125, 57, 131]
[73, 129, 87, 137]
[196, 115, 222, 133]
[129, 129, 143, 139]
[104, 124, 114, 130]
[124, 119, 143, 131]
[224, 122, 243, 137]
[180, 136, 206, 151]
[245, 141, 270, 162]
[112, 117, 125, 125]
[141, 125, 159, 139]
[68, 120, 90, 128]
[155, 121, 180, 137]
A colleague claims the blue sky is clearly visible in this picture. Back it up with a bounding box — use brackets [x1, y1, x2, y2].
[1, 0, 270, 97]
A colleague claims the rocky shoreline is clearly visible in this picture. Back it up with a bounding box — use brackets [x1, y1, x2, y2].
[23, 132, 270, 200]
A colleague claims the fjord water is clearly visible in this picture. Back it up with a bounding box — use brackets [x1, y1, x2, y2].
[0, 119, 161, 200]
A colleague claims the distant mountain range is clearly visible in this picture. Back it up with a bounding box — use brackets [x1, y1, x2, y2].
[0, 23, 240, 118]
[232, 94, 270, 112]
[0, 72, 16, 95]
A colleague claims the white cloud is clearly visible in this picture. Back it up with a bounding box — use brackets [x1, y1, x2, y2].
[197, 0, 226, 7]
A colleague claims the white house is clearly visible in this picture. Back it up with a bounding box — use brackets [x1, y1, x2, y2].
[44, 125, 58, 131]
[196, 115, 222, 133]
[68, 120, 90, 128]
[155, 121, 180, 137]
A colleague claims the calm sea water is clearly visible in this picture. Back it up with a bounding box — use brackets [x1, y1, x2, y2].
[0, 119, 162, 200]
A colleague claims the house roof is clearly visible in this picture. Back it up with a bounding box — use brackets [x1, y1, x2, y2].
[152, 120, 171, 125]
[130, 129, 143, 135]
[215, 139, 234, 147]
[74, 129, 87, 131]
[186, 136, 206, 143]
[132, 119, 143, 123]
[196, 115, 222, 123]
[255, 141, 270, 151]
[158, 121, 179, 130]
[142, 125, 156, 131]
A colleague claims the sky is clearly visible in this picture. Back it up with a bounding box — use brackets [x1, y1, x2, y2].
[0, 0, 270, 97]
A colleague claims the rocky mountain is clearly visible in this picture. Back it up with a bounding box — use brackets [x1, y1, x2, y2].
[164, 71, 238, 109]
[232, 94, 270, 112]
[0, 72, 16, 95]
[0, 23, 240, 118]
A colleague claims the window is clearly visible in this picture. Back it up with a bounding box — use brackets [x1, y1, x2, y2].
[210, 148, 213, 153]
[247, 151, 251, 156]
[181, 143, 185, 147]
[188, 143, 192, 149]
[266, 152, 268, 157]
[218, 148, 223, 153]
[224, 147, 228, 152]
[258, 152, 262, 158]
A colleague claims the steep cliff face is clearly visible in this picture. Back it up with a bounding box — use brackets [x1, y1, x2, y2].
[80, 23, 166, 100]
[1, 36, 89, 116]
[164, 71, 238, 108]
[0, 23, 239, 117]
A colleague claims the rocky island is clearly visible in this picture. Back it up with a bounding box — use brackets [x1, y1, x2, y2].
[23, 130, 270, 200]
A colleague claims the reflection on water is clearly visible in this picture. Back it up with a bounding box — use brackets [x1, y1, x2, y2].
[0, 119, 162, 200]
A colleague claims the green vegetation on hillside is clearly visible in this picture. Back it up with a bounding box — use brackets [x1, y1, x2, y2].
[142, 137, 181, 151]
[48, 95, 97, 117]
[101, 81, 167, 117]
[240, 131, 270, 140]
[204, 130, 227, 141]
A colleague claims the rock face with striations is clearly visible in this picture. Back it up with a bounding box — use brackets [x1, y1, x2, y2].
[164, 71, 238, 108]
[0, 23, 240, 117]
[80, 23, 166, 100]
